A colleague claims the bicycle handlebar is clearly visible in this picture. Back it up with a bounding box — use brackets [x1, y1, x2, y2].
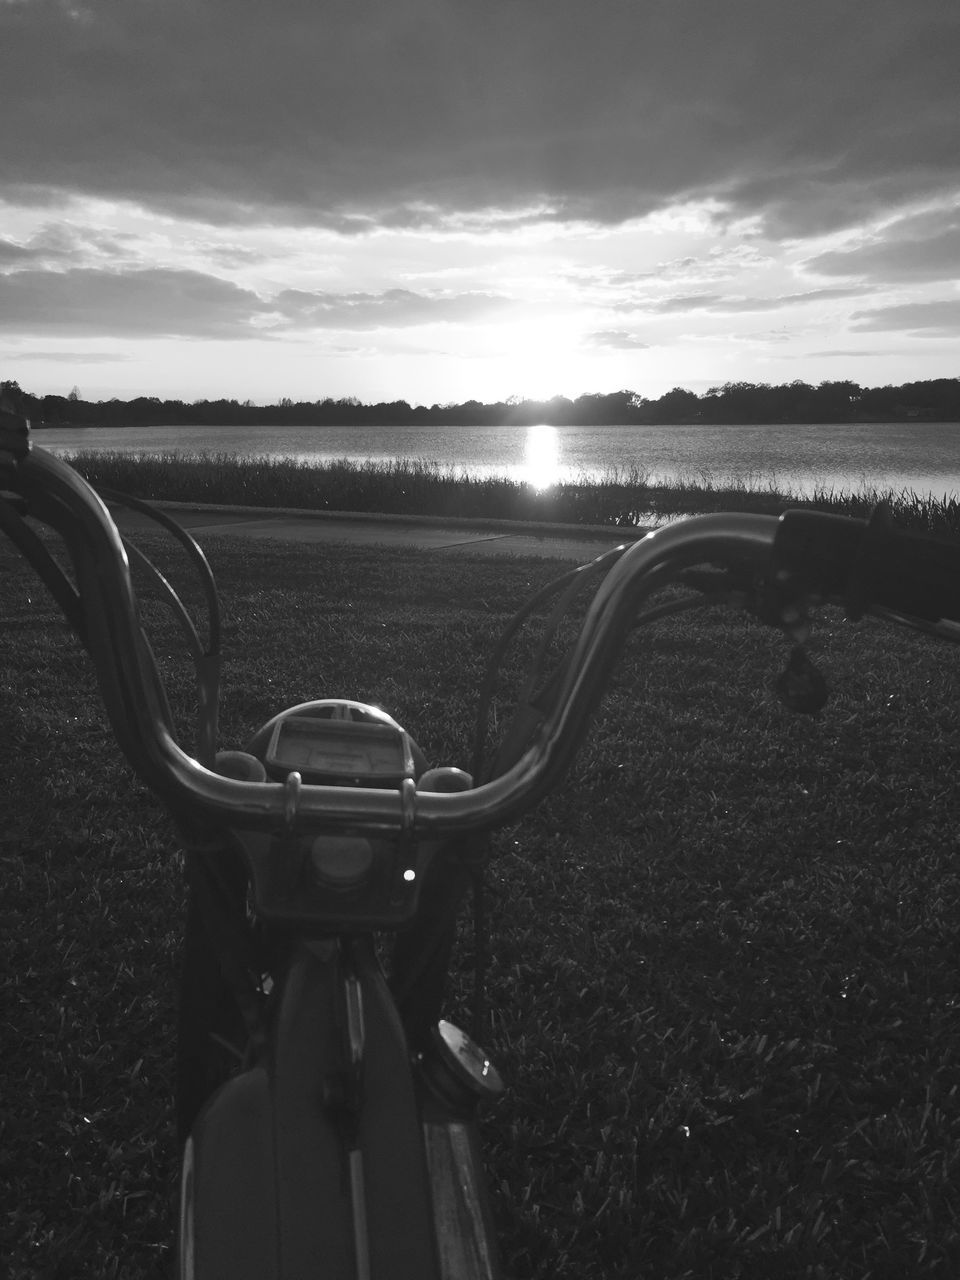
[4, 431, 960, 839]
[775, 506, 960, 623]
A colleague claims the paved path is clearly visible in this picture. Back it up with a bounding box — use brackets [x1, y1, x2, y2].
[110, 501, 652, 561]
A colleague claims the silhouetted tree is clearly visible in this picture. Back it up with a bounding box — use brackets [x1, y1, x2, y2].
[10, 377, 960, 429]
[645, 387, 700, 421]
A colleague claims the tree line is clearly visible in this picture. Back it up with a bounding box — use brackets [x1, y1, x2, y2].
[4, 377, 960, 428]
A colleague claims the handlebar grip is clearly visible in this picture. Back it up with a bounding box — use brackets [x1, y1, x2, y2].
[774, 507, 960, 623]
[0, 411, 30, 457]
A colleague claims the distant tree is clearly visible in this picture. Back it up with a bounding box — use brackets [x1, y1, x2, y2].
[571, 393, 608, 424]
[374, 400, 414, 423]
[896, 378, 960, 420]
[598, 390, 640, 422]
[0, 379, 24, 413]
[857, 383, 899, 419]
[812, 380, 861, 421]
[6, 376, 959, 429]
[818, 379, 861, 400]
[648, 386, 700, 421]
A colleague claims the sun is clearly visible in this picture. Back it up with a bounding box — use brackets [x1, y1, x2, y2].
[487, 317, 590, 402]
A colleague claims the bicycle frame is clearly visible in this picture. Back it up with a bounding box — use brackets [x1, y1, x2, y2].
[181, 936, 487, 1280]
[176, 727, 505, 1280]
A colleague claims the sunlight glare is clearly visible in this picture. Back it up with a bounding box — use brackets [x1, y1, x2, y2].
[522, 424, 561, 490]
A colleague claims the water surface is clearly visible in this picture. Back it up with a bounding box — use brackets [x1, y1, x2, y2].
[35, 420, 960, 500]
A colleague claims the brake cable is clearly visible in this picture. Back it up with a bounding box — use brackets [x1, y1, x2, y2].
[96, 488, 222, 766]
[467, 551, 741, 1039]
[471, 545, 628, 781]
[0, 496, 85, 637]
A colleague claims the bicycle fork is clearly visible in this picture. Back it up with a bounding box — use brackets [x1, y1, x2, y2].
[329, 940, 506, 1280]
[325, 955, 371, 1280]
[180, 936, 503, 1279]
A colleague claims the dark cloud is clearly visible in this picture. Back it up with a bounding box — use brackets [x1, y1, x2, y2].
[0, 268, 271, 337]
[0, 267, 512, 337]
[2, 0, 957, 237]
[804, 208, 960, 282]
[849, 299, 960, 336]
[0, 238, 32, 266]
[272, 286, 512, 329]
[0, 223, 141, 270]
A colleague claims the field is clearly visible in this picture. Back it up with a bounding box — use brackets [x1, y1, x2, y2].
[2, 514, 960, 1277]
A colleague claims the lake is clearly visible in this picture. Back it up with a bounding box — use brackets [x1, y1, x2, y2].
[33, 420, 960, 500]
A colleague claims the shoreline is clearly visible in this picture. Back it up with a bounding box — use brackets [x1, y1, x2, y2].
[61, 450, 960, 535]
[30, 415, 960, 431]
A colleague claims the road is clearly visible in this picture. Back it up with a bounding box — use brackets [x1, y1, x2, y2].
[109, 501, 651, 561]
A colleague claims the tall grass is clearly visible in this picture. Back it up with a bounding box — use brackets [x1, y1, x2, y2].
[61, 449, 960, 535]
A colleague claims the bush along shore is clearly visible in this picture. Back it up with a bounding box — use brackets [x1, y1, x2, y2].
[64, 450, 960, 535]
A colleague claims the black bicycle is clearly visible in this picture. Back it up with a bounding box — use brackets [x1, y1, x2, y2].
[3, 412, 959, 1278]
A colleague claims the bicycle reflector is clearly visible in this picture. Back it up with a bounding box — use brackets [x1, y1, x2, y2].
[309, 835, 376, 889]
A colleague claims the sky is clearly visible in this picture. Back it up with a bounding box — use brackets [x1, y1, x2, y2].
[1, 0, 959, 407]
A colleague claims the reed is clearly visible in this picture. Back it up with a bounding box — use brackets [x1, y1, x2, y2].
[62, 449, 960, 535]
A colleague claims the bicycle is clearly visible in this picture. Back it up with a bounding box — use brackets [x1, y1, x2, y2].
[3, 411, 960, 1278]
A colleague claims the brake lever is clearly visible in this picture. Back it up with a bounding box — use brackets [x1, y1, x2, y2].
[679, 566, 829, 714]
[775, 644, 828, 714]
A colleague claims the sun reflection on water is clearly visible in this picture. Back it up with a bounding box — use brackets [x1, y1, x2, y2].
[522, 424, 561, 490]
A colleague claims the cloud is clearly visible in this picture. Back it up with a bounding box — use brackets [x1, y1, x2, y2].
[4, 349, 130, 363]
[618, 287, 871, 315]
[0, 223, 143, 270]
[716, 287, 872, 312]
[587, 331, 651, 350]
[849, 299, 960, 336]
[0, 268, 272, 337]
[2, 0, 958, 238]
[609, 292, 716, 315]
[566, 245, 776, 299]
[272, 286, 512, 330]
[0, 267, 513, 337]
[649, 245, 775, 282]
[804, 206, 960, 282]
[0, 237, 32, 266]
[804, 349, 889, 358]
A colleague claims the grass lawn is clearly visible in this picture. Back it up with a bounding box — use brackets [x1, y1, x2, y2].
[2, 526, 959, 1278]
